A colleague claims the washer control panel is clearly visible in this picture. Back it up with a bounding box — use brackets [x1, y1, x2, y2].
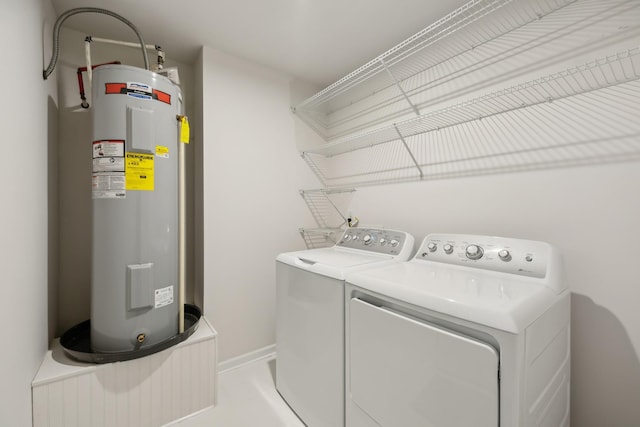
[338, 228, 411, 257]
[416, 234, 551, 278]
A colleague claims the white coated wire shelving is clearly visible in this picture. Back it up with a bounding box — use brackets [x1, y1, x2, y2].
[303, 48, 640, 187]
[294, 0, 578, 140]
[298, 228, 341, 250]
[294, 0, 640, 189]
[298, 189, 355, 248]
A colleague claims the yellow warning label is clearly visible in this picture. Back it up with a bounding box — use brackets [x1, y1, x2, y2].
[180, 116, 190, 144]
[126, 152, 154, 191]
[155, 145, 169, 158]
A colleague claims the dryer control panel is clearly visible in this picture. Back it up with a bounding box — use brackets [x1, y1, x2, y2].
[338, 228, 413, 258]
[416, 234, 559, 280]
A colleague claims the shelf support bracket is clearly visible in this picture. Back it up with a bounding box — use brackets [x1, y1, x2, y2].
[394, 124, 424, 179]
[381, 58, 420, 116]
[323, 190, 349, 226]
[330, 188, 355, 223]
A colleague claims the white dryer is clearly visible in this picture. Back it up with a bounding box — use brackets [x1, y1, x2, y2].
[345, 233, 570, 427]
[276, 228, 414, 427]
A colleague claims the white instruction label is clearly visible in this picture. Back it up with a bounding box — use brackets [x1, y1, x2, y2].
[92, 172, 126, 199]
[93, 157, 125, 172]
[92, 140, 125, 199]
[154, 285, 174, 308]
[93, 140, 124, 159]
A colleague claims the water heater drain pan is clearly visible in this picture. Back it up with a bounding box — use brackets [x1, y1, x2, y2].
[60, 304, 201, 364]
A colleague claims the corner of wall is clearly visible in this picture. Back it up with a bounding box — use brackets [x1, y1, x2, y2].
[193, 47, 205, 311]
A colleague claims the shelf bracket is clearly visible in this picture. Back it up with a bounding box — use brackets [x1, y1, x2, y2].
[300, 188, 355, 228]
[325, 193, 348, 226]
[381, 58, 420, 116]
[394, 124, 424, 179]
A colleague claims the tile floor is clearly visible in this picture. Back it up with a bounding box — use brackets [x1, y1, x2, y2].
[173, 356, 305, 427]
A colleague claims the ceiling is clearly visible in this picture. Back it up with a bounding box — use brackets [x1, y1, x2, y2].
[50, 0, 469, 87]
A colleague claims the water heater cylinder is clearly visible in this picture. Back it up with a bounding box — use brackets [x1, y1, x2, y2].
[90, 64, 182, 352]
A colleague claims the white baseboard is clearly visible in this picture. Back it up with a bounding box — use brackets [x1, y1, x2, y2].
[218, 344, 276, 374]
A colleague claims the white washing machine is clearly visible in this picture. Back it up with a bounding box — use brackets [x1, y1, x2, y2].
[345, 233, 570, 427]
[276, 228, 414, 427]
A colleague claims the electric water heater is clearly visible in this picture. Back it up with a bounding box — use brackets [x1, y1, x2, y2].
[90, 64, 182, 352]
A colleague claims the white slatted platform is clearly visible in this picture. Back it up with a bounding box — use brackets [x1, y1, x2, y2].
[32, 318, 217, 427]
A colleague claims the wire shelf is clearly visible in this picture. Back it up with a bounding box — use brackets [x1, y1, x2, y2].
[300, 188, 355, 227]
[299, 228, 343, 249]
[302, 47, 640, 188]
[294, 0, 584, 141]
[298, 189, 355, 248]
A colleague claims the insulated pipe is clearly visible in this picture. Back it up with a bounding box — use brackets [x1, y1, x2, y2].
[176, 115, 189, 333]
[76, 61, 121, 109]
[89, 37, 165, 70]
[178, 118, 187, 333]
[76, 67, 89, 108]
[84, 38, 92, 97]
[90, 36, 158, 51]
[43, 7, 149, 79]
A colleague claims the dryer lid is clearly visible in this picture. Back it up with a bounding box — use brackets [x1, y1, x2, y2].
[346, 261, 566, 333]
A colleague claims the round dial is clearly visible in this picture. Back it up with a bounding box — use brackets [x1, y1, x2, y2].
[363, 234, 372, 245]
[427, 242, 437, 252]
[344, 235, 352, 241]
[390, 239, 399, 247]
[465, 244, 484, 260]
[379, 238, 387, 246]
[443, 244, 453, 254]
[498, 249, 511, 261]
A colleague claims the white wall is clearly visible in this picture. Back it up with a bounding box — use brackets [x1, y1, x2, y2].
[0, 0, 58, 425]
[199, 46, 318, 362]
[56, 27, 197, 334]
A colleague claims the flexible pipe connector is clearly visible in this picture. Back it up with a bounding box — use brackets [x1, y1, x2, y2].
[43, 7, 149, 79]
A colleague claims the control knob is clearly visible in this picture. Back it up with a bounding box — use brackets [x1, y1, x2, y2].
[379, 238, 387, 246]
[443, 244, 453, 254]
[498, 249, 511, 261]
[390, 239, 399, 248]
[363, 234, 372, 245]
[465, 244, 484, 260]
[427, 242, 437, 252]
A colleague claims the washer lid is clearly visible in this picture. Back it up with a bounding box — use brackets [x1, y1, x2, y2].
[277, 247, 393, 280]
[346, 261, 564, 333]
